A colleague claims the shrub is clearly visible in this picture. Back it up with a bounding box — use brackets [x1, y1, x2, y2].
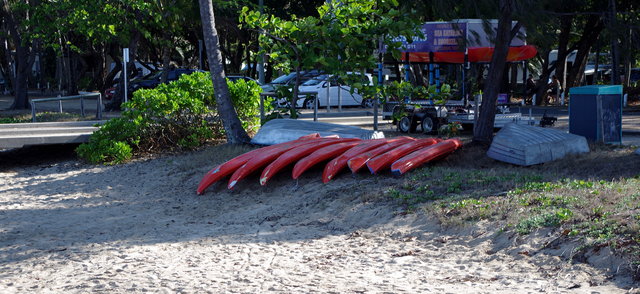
[227, 78, 263, 132]
[76, 72, 261, 164]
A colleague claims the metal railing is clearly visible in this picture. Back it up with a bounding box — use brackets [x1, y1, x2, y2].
[31, 92, 103, 122]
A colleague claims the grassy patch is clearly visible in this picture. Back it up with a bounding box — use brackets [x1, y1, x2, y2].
[382, 142, 640, 273]
[0, 112, 83, 123]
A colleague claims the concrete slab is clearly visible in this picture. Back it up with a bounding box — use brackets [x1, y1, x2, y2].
[487, 123, 590, 166]
[0, 121, 103, 149]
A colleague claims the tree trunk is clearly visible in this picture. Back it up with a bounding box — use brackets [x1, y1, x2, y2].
[622, 27, 631, 87]
[160, 36, 172, 83]
[198, 0, 251, 144]
[65, 44, 79, 95]
[11, 44, 30, 109]
[555, 15, 573, 87]
[265, 60, 272, 82]
[608, 0, 620, 85]
[1, 35, 12, 93]
[565, 15, 604, 89]
[472, 0, 514, 144]
[1, 3, 36, 109]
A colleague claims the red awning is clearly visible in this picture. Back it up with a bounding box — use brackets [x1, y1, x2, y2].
[401, 45, 537, 63]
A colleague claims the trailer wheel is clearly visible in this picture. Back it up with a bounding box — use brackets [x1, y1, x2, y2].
[421, 115, 438, 134]
[398, 116, 412, 133]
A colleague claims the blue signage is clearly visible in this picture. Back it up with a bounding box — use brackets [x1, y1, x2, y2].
[392, 22, 466, 53]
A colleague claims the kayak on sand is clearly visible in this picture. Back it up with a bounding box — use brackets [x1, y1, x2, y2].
[260, 138, 360, 186]
[197, 134, 322, 194]
[346, 137, 416, 174]
[390, 139, 463, 176]
[366, 138, 441, 174]
[292, 141, 362, 180]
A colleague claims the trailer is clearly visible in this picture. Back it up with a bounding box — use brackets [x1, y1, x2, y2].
[382, 20, 542, 134]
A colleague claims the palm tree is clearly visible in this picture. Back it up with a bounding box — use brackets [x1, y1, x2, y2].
[198, 0, 251, 144]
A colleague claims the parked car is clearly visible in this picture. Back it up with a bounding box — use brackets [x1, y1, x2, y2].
[226, 75, 261, 85]
[103, 68, 202, 103]
[130, 68, 203, 91]
[295, 72, 373, 109]
[261, 70, 323, 92]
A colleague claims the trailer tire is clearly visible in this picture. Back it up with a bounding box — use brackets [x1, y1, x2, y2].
[398, 116, 418, 133]
[421, 115, 439, 134]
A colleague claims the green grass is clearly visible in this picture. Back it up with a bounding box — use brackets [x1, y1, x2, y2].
[0, 112, 83, 123]
[382, 142, 640, 274]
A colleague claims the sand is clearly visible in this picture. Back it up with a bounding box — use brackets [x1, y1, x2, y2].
[0, 145, 638, 293]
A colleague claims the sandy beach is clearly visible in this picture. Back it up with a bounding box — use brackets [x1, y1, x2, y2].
[0, 144, 638, 293]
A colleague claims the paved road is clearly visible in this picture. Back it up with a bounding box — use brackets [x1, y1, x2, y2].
[2, 94, 639, 147]
[298, 106, 640, 146]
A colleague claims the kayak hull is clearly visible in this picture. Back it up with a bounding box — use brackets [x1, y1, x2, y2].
[227, 139, 324, 189]
[366, 138, 441, 174]
[292, 141, 362, 179]
[197, 134, 321, 194]
[260, 138, 359, 186]
[346, 137, 416, 173]
[322, 139, 392, 183]
[391, 139, 463, 175]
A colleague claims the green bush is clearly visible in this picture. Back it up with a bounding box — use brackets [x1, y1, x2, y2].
[228, 78, 263, 132]
[76, 72, 262, 164]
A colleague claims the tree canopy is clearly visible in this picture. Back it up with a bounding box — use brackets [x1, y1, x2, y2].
[1, 0, 639, 144]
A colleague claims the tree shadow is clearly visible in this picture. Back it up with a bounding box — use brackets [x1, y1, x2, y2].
[0, 151, 399, 278]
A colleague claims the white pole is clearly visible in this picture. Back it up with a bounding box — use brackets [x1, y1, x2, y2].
[338, 82, 342, 111]
[623, 93, 628, 107]
[326, 79, 330, 112]
[532, 94, 537, 106]
[123, 48, 129, 103]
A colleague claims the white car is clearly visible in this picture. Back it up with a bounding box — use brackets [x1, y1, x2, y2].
[295, 73, 374, 109]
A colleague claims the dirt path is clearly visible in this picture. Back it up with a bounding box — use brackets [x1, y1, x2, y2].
[0, 146, 637, 293]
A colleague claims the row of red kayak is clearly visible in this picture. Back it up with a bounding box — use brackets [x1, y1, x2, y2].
[197, 134, 462, 194]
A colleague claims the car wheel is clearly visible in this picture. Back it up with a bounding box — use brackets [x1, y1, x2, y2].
[398, 116, 412, 133]
[421, 115, 438, 134]
[304, 97, 317, 109]
[272, 99, 289, 109]
[361, 99, 375, 108]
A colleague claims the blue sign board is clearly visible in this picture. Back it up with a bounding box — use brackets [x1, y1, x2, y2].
[392, 22, 466, 53]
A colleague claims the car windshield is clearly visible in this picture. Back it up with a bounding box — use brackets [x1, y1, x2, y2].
[302, 75, 328, 86]
[147, 71, 164, 80]
[271, 73, 297, 84]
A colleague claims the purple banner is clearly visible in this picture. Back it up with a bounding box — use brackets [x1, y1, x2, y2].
[392, 22, 466, 53]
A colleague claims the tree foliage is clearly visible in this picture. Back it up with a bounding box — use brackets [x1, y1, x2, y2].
[241, 0, 422, 113]
[76, 72, 262, 164]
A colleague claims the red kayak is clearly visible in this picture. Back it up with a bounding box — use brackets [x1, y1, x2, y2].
[366, 138, 441, 174]
[322, 139, 391, 183]
[391, 139, 463, 176]
[292, 141, 362, 180]
[347, 137, 416, 173]
[196, 134, 321, 194]
[259, 138, 360, 186]
[227, 138, 328, 189]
